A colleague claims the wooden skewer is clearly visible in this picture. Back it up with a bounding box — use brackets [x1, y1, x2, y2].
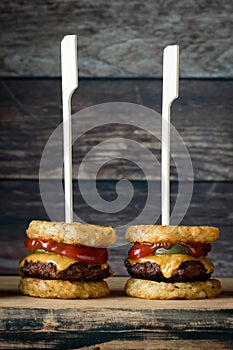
[61, 35, 78, 223]
[161, 45, 179, 225]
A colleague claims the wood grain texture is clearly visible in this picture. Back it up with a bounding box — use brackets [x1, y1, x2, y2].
[0, 1, 232, 77]
[0, 277, 232, 349]
[0, 180, 232, 277]
[0, 78, 232, 180]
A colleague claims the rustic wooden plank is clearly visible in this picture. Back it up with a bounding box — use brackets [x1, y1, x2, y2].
[0, 1, 232, 77]
[0, 78, 232, 180]
[0, 277, 232, 349]
[0, 338, 231, 350]
[0, 180, 232, 277]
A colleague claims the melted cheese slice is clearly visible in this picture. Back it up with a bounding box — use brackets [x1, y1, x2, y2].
[127, 254, 214, 278]
[19, 252, 109, 271]
[19, 252, 78, 271]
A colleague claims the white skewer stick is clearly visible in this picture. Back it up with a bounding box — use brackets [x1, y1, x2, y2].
[161, 45, 179, 226]
[61, 35, 78, 223]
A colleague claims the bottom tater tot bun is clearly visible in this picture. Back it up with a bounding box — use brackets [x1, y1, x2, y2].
[125, 278, 221, 300]
[124, 225, 221, 299]
[19, 278, 110, 299]
[18, 220, 117, 299]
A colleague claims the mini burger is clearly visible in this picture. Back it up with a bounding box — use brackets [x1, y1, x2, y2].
[124, 225, 221, 299]
[18, 220, 117, 299]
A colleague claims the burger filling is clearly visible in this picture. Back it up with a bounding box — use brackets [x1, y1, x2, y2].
[19, 238, 112, 282]
[128, 242, 211, 260]
[125, 241, 213, 282]
[24, 238, 108, 264]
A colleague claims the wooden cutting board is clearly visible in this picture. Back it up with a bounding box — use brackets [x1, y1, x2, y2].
[0, 276, 232, 349]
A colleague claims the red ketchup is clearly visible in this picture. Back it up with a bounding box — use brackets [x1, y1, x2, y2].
[128, 241, 211, 259]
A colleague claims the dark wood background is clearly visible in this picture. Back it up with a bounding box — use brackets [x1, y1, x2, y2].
[0, 1, 232, 78]
[0, 1, 232, 278]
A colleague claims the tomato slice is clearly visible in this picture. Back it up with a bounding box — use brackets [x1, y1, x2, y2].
[25, 238, 108, 264]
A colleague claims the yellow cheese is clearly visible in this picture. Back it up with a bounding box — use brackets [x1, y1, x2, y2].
[19, 252, 78, 271]
[19, 252, 109, 272]
[127, 254, 214, 278]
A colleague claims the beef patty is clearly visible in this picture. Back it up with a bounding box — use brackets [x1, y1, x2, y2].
[124, 259, 211, 282]
[20, 260, 112, 282]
